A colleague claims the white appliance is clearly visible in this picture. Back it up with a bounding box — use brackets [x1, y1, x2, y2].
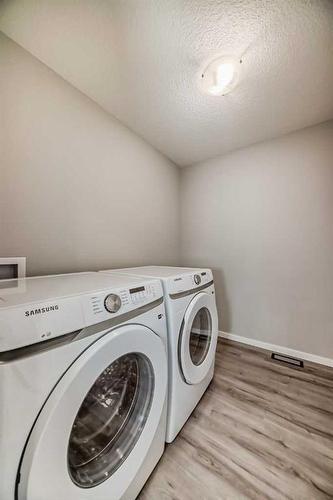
[0, 272, 168, 500]
[100, 267, 218, 443]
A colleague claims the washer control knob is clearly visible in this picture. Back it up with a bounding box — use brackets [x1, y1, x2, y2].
[104, 294, 122, 313]
[194, 274, 201, 285]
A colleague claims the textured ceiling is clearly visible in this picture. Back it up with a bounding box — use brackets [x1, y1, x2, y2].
[1, 0, 333, 166]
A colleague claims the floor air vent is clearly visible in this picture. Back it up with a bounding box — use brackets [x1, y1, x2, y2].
[271, 352, 304, 368]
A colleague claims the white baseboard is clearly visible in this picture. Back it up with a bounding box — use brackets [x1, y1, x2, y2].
[219, 331, 333, 368]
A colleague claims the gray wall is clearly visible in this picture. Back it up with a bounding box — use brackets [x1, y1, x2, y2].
[2, 32, 332, 360]
[0, 33, 180, 276]
[181, 122, 333, 358]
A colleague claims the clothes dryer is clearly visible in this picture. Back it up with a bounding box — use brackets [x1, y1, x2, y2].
[100, 267, 218, 443]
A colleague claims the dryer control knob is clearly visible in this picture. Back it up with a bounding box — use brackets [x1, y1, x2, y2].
[194, 274, 201, 285]
[104, 294, 122, 313]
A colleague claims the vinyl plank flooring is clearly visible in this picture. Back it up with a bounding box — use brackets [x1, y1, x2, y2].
[139, 339, 333, 500]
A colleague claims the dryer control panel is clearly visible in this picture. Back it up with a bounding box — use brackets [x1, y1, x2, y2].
[166, 269, 213, 295]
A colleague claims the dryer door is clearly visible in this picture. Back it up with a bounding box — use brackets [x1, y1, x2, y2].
[179, 292, 218, 385]
[18, 324, 167, 500]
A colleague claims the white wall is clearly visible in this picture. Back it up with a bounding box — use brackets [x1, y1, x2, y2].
[181, 122, 333, 358]
[0, 33, 180, 276]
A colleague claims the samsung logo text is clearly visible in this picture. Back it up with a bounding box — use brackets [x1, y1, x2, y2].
[25, 305, 59, 317]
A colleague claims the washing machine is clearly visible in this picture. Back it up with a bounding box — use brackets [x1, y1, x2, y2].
[100, 267, 218, 443]
[0, 272, 168, 500]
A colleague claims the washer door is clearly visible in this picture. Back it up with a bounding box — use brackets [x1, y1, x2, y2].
[179, 292, 218, 385]
[18, 324, 167, 500]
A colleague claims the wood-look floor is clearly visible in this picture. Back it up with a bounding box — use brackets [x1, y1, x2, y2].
[139, 339, 333, 500]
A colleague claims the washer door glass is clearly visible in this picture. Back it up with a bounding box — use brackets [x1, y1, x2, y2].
[189, 307, 212, 366]
[68, 353, 154, 488]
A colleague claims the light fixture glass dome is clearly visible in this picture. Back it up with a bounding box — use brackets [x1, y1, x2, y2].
[200, 56, 240, 96]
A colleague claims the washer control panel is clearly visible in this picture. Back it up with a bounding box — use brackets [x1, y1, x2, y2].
[82, 279, 161, 324]
[0, 276, 163, 353]
[128, 283, 157, 305]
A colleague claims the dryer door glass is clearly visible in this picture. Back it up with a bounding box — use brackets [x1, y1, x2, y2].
[189, 307, 212, 365]
[67, 353, 154, 488]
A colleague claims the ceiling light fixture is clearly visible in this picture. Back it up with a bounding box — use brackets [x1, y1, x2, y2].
[200, 56, 241, 96]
